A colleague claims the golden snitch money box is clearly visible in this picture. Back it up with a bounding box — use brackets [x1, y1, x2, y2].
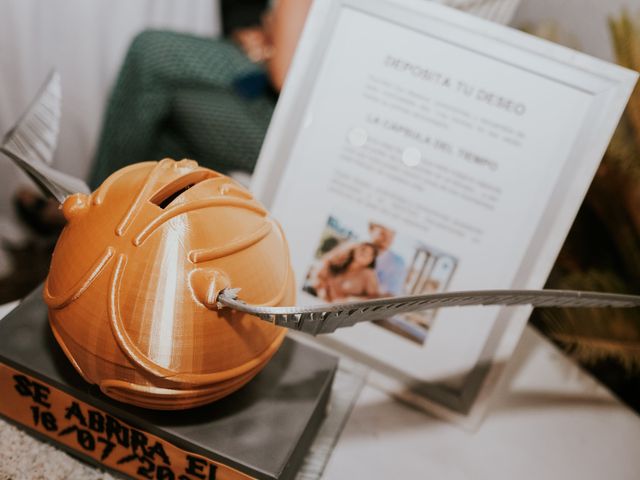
[44, 159, 295, 410]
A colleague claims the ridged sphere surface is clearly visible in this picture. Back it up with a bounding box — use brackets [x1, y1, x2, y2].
[44, 159, 294, 409]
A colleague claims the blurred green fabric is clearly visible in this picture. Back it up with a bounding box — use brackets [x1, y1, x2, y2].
[90, 30, 276, 189]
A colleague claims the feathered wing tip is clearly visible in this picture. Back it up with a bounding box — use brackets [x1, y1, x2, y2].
[0, 70, 90, 203]
[218, 286, 640, 337]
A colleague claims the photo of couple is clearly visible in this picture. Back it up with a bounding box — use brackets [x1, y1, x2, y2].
[304, 213, 458, 344]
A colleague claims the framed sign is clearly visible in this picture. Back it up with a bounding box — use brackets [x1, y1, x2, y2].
[251, 0, 637, 424]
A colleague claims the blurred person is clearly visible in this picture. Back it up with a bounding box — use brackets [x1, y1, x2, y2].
[91, 0, 312, 186]
[318, 222, 408, 298]
[314, 242, 380, 302]
[14, 0, 313, 234]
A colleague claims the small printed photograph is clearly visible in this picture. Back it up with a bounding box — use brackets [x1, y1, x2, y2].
[303, 213, 458, 345]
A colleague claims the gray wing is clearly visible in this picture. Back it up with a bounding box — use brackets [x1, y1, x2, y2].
[217, 289, 640, 335]
[0, 71, 90, 203]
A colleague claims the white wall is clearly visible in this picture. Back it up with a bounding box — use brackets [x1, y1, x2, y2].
[0, 0, 220, 216]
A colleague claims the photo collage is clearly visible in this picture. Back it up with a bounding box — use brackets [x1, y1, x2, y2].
[303, 212, 458, 344]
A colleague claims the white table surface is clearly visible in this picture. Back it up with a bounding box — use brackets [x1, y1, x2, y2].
[323, 326, 640, 480]
[1, 301, 638, 480]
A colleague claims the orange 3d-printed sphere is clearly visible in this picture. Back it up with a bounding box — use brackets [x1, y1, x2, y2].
[44, 159, 295, 409]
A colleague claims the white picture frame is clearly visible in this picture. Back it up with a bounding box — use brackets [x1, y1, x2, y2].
[250, 0, 638, 425]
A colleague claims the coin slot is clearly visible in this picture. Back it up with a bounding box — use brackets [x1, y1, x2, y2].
[149, 171, 213, 209]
